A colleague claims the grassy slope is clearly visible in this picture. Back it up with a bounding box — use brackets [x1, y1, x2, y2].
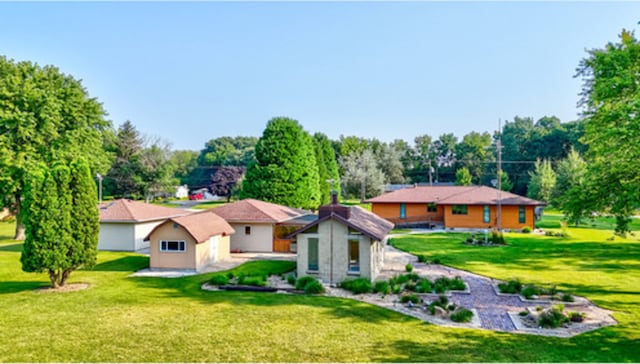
[1, 220, 639, 362]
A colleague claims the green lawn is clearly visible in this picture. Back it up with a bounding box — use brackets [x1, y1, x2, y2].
[1, 220, 639, 362]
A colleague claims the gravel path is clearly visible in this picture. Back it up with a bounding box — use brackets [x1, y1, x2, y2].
[384, 245, 541, 332]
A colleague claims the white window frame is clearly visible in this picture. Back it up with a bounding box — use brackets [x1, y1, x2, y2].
[160, 240, 186, 253]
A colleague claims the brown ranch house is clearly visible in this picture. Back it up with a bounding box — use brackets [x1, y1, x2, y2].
[365, 185, 545, 230]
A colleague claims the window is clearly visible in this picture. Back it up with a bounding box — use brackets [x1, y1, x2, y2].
[519, 206, 526, 223]
[348, 239, 360, 273]
[427, 203, 437, 213]
[483, 205, 490, 223]
[452, 205, 468, 215]
[244, 226, 251, 235]
[160, 240, 185, 252]
[308, 238, 319, 271]
[400, 203, 406, 219]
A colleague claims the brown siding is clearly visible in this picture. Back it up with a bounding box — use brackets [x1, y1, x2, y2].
[371, 203, 443, 224]
[444, 205, 535, 230]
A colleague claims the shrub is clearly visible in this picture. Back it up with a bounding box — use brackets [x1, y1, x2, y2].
[498, 279, 522, 294]
[538, 306, 568, 328]
[405, 263, 414, 273]
[303, 279, 325, 294]
[340, 278, 372, 294]
[427, 304, 436, 315]
[286, 274, 296, 286]
[417, 254, 428, 263]
[400, 294, 419, 304]
[373, 280, 391, 295]
[296, 276, 319, 291]
[449, 276, 466, 291]
[490, 229, 506, 244]
[450, 308, 474, 323]
[404, 282, 416, 292]
[434, 295, 449, 308]
[521, 226, 532, 233]
[432, 257, 442, 264]
[561, 293, 574, 302]
[447, 304, 457, 311]
[521, 285, 539, 299]
[240, 276, 266, 287]
[209, 275, 229, 286]
[414, 279, 432, 293]
[394, 274, 411, 285]
[519, 310, 529, 316]
[569, 311, 585, 322]
[392, 285, 402, 294]
[405, 273, 421, 282]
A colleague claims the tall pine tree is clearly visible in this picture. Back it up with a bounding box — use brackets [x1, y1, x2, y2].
[241, 117, 320, 209]
[313, 132, 341, 204]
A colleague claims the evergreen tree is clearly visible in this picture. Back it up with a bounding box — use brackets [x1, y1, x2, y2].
[241, 117, 320, 209]
[527, 159, 557, 203]
[21, 159, 98, 288]
[455, 167, 473, 186]
[313, 133, 341, 204]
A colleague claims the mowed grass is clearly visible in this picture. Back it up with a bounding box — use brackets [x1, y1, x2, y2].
[1, 221, 639, 362]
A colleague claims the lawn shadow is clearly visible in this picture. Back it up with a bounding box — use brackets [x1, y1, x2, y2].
[0, 243, 23, 252]
[0, 281, 49, 294]
[91, 256, 149, 272]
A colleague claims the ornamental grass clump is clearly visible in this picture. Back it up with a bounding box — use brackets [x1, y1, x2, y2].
[373, 280, 391, 295]
[450, 308, 474, 323]
[538, 305, 569, 328]
[209, 274, 230, 286]
[340, 278, 372, 294]
[498, 279, 522, 294]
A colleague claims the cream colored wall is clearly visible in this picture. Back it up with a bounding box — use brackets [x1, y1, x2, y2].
[296, 220, 381, 284]
[194, 239, 211, 271]
[217, 235, 231, 260]
[149, 222, 197, 270]
[133, 221, 162, 250]
[98, 223, 135, 251]
[229, 223, 273, 252]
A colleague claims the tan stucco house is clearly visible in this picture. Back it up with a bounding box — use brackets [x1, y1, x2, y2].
[289, 196, 394, 284]
[210, 199, 315, 253]
[98, 199, 189, 251]
[145, 211, 235, 272]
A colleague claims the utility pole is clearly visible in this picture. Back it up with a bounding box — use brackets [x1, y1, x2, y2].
[496, 119, 503, 231]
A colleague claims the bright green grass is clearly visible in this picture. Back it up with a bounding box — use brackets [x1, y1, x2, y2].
[537, 211, 640, 231]
[1, 220, 639, 362]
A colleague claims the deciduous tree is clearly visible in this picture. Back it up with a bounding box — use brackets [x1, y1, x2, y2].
[527, 159, 556, 203]
[0, 57, 110, 239]
[576, 29, 640, 236]
[455, 167, 473, 186]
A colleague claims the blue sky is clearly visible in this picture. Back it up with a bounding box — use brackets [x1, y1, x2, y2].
[1, 2, 638, 150]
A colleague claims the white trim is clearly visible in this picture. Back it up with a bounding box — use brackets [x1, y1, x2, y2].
[160, 240, 186, 253]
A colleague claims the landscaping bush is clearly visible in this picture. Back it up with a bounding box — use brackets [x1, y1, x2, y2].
[392, 285, 402, 294]
[400, 294, 419, 304]
[490, 230, 506, 245]
[239, 275, 266, 287]
[450, 308, 474, 323]
[404, 282, 417, 292]
[449, 276, 466, 291]
[373, 280, 391, 295]
[340, 278, 372, 294]
[434, 277, 449, 294]
[561, 293, 574, 302]
[521, 285, 539, 299]
[498, 279, 522, 294]
[209, 274, 229, 286]
[296, 276, 319, 291]
[538, 306, 569, 328]
[405, 263, 414, 273]
[417, 254, 428, 263]
[286, 274, 296, 286]
[414, 279, 432, 293]
[431, 257, 442, 264]
[519, 310, 529, 316]
[521, 226, 532, 233]
[303, 279, 325, 294]
[569, 311, 585, 322]
[434, 295, 449, 308]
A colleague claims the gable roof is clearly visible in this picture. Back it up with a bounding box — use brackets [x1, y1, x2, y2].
[144, 211, 235, 244]
[364, 185, 545, 206]
[210, 199, 311, 224]
[99, 199, 189, 223]
[290, 204, 394, 242]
